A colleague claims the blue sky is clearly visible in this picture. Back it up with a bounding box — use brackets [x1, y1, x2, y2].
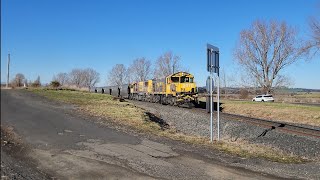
[1, 0, 320, 88]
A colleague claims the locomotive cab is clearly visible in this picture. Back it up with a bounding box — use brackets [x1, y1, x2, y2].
[166, 72, 197, 96]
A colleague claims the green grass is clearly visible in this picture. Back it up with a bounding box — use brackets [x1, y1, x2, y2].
[30, 88, 114, 105]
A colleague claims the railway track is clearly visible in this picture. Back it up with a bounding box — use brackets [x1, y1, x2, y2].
[109, 92, 320, 139]
[127, 96, 320, 139]
[221, 113, 320, 139]
[189, 106, 320, 139]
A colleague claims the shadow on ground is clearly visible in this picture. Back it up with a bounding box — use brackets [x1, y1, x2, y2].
[195, 101, 223, 111]
[145, 112, 169, 130]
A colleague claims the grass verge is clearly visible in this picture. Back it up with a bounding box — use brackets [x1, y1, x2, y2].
[28, 88, 308, 163]
[221, 100, 320, 126]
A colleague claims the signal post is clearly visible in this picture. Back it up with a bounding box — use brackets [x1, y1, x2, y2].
[206, 44, 220, 142]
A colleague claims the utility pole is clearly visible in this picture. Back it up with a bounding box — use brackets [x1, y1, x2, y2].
[6, 53, 10, 88]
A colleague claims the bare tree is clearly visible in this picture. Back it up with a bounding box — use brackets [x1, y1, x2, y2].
[68, 69, 84, 87]
[304, 17, 320, 57]
[219, 69, 228, 97]
[234, 20, 303, 94]
[108, 64, 128, 87]
[154, 51, 181, 78]
[128, 57, 151, 82]
[82, 68, 100, 90]
[12, 73, 25, 87]
[30, 75, 41, 87]
[63, 68, 100, 89]
[54, 72, 68, 86]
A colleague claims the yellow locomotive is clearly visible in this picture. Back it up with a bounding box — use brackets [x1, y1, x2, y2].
[129, 72, 198, 106]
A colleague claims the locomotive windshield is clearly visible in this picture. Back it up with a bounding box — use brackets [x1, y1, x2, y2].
[171, 77, 179, 83]
[180, 76, 189, 83]
[170, 76, 194, 83]
[180, 76, 194, 83]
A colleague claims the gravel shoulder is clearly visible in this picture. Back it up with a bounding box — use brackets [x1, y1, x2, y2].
[1, 126, 55, 179]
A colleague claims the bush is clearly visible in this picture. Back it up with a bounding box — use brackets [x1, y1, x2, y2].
[239, 89, 249, 99]
[30, 82, 41, 87]
[50, 81, 60, 88]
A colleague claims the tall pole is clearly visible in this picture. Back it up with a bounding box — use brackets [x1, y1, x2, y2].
[207, 44, 219, 142]
[217, 75, 220, 141]
[6, 53, 10, 88]
[210, 69, 213, 142]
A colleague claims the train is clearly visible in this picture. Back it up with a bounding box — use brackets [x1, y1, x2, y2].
[91, 71, 198, 107]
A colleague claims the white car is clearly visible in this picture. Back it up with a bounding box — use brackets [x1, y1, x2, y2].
[252, 95, 274, 102]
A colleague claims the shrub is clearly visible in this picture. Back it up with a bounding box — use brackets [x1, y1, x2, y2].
[50, 81, 60, 88]
[239, 89, 249, 99]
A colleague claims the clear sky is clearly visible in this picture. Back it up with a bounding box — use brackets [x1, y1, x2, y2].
[1, 0, 320, 88]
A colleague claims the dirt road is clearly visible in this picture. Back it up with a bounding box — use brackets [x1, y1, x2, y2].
[1, 89, 284, 179]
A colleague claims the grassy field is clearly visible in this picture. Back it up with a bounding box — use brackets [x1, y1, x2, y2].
[28, 88, 307, 163]
[200, 91, 320, 104]
[275, 92, 320, 104]
[293, 92, 320, 98]
[29, 88, 160, 132]
[221, 100, 320, 126]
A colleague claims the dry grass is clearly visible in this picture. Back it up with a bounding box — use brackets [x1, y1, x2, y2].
[221, 100, 320, 126]
[293, 92, 320, 99]
[28, 88, 308, 163]
[275, 92, 320, 104]
[199, 92, 320, 103]
[159, 131, 307, 163]
[0, 87, 13, 89]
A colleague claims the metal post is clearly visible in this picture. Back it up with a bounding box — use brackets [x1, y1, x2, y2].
[207, 44, 219, 143]
[6, 53, 10, 88]
[210, 70, 213, 142]
[217, 75, 220, 141]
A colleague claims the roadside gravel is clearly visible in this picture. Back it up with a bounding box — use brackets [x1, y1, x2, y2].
[130, 100, 320, 160]
[1, 150, 51, 180]
[1, 126, 54, 180]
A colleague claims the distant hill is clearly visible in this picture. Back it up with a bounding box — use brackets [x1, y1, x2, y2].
[287, 88, 320, 93]
[198, 86, 320, 94]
